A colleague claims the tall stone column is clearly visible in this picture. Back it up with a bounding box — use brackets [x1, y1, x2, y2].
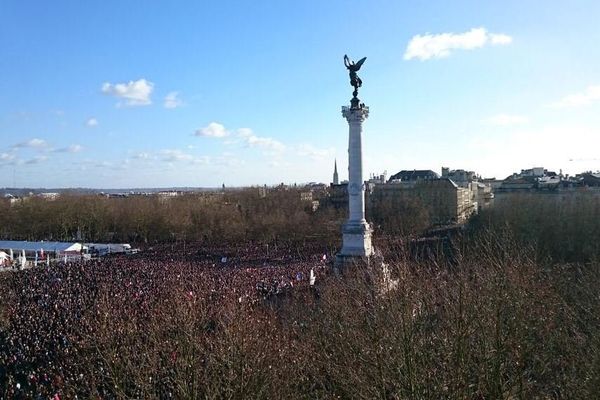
[336, 100, 373, 265]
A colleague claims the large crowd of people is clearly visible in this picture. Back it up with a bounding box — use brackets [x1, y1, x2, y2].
[0, 242, 330, 398]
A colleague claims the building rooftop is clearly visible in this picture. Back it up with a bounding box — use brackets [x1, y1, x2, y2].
[0, 241, 82, 252]
[389, 170, 439, 182]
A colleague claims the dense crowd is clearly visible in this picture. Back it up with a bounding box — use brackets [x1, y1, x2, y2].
[0, 242, 330, 399]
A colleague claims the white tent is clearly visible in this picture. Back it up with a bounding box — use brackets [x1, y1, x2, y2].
[0, 241, 82, 254]
[0, 251, 8, 265]
[0, 241, 84, 264]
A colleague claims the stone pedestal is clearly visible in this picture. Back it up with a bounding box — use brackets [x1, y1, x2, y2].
[336, 100, 373, 268]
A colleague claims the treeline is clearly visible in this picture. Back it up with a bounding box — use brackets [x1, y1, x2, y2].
[0, 190, 346, 245]
[3, 190, 600, 264]
[0, 189, 433, 245]
[473, 193, 600, 263]
[368, 196, 431, 236]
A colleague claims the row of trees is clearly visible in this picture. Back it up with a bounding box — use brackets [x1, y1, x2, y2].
[1, 188, 434, 245]
[0, 190, 347, 245]
[473, 192, 600, 263]
[3, 189, 599, 263]
[368, 196, 431, 236]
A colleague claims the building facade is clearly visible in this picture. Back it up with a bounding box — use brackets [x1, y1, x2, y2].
[368, 178, 476, 225]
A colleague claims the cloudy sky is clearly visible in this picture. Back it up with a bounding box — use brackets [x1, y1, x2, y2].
[1, 1, 599, 188]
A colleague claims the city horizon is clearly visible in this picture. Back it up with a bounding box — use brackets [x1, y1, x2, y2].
[1, 162, 599, 192]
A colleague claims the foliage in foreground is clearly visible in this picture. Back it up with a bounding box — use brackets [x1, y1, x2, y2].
[1, 236, 599, 399]
[475, 193, 600, 264]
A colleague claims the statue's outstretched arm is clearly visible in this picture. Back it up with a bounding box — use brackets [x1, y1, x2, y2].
[344, 55, 351, 68]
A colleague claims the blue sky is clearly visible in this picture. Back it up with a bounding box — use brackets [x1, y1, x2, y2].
[1, 0, 599, 188]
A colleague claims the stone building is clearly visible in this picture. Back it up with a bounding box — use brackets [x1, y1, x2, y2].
[469, 181, 495, 210]
[578, 172, 600, 187]
[368, 178, 476, 225]
[300, 191, 313, 202]
[328, 163, 479, 226]
[440, 167, 494, 211]
[441, 167, 478, 188]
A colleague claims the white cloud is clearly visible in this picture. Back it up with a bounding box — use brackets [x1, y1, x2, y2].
[164, 91, 183, 109]
[213, 153, 244, 167]
[404, 27, 512, 61]
[550, 85, 600, 108]
[13, 138, 48, 149]
[25, 155, 48, 164]
[195, 122, 230, 138]
[195, 122, 285, 154]
[160, 149, 194, 162]
[86, 117, 98, 127]
[237, 128, 254, 138]
[126, 149, 214, 166]
[46, 144, 83, 154]
[191, 156, 210, 165]
[484, 114, 529, 126]
[246, 136, 285, 151]
[101, 78, 154, 106]
[25, 138, 47, 148]
[0, 152, 16, 164]
[490, 33, 512, 45]
[296, 143, 335, 160]
[238, 129, 285, 152]
[133, 152, 152, 160]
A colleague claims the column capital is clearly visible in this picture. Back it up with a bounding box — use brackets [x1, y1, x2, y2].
[342, 105, 369, 122]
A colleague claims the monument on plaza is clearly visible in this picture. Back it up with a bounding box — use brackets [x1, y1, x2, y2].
[336, 55, 374, 267]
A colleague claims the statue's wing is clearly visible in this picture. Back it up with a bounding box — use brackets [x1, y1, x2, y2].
[355, 57, 367, 70]
[344, 55, 350, 68]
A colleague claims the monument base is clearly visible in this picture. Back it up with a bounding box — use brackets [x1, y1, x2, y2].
[335, 221, 373, 270]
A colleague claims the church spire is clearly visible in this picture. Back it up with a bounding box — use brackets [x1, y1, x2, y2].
[333, 159, 339, 185]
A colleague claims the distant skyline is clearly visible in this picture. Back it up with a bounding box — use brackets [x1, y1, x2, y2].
[1, 1, 599, 188]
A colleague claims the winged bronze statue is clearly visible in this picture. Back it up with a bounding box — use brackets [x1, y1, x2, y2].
[344, 55, 367, 98]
